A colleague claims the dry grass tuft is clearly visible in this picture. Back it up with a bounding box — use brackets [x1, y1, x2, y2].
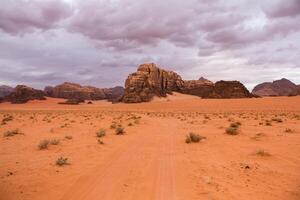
[186, 132, 206, 143]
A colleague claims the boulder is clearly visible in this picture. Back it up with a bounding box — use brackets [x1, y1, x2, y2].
[252, 78, 298, 96]
[5, 85, 46, 104]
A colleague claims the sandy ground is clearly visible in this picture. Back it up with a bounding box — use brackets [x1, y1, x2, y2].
[1, 93, 300, 200]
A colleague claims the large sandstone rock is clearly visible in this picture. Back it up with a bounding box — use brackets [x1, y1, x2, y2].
[5, 85, 46, 104]
[122, 63, 253, 103]
[0, 85, 14, 98]
[252, 78, 298, 96]
[204, 81, 252, 98]
[181, 77, 214, 97]
[122, 63, 184, 103]
[46, 82, 124, 101]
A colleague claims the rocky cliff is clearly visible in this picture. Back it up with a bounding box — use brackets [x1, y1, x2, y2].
[122, 63, 184, 103]
[122, 63, 253, 103]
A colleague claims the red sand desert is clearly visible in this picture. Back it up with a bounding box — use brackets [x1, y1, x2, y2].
[1, 93, 300, 200]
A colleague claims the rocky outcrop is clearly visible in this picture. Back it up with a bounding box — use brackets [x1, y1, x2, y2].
[46, 82, 124, 101]
[5, 85, 46, 104]
[122, 63, 253, 103]
[204, 81, 252, 98]
[122, 63, 184, 103]
[0, 85, 14, 97]
[181, 77, 214, 97]
[252, 78, 298, 96]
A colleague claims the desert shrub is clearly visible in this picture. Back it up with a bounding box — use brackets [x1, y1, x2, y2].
[50, 139, 60, 145]
[96, 129, 106, 138]
[3, 129, 22, 137]
[285, 128, 293, 133]
[98, 139, 104, 144]
[230, 122, 239, 128]
[225, 122, 241, 135]
[110, 122, 117, 129]
[185, 136, 192, 143]
[226, 127, 238, 135]
[38, 139, 50, 150]
[251, 133, 266, 141]
[128, 122, 133, 126]
[186, 132, 205, 143]
[2, 115, 13, 125]
[56, 157, 68, 166]
[272, 118, 283, 123]
[265, 121, 272, 126]
[115, 126, 125, 135]
[64, 135, 73, 140]
[256, 149, 271, 157]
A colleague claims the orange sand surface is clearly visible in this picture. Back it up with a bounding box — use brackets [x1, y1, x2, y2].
[1, 93, 300, 200]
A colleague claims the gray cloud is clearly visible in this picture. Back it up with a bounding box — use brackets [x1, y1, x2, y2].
[0, 0, 299, 90]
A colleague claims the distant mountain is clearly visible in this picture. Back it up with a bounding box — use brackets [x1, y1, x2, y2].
[45, 82, 124, 101]
[252, 78, 298, 96]
[0, 85, 14, 97]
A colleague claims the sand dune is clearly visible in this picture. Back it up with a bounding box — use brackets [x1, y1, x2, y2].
[1, 95, 300, 200]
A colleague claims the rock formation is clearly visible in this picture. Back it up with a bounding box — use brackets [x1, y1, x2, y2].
[5, 85, 46, 104]
[252, 78, 298, 96]
[122, 63, 184, 103]
[122, 63, 253, 103]
[46, 82, 124, 101]
[0, 85, 14, 97]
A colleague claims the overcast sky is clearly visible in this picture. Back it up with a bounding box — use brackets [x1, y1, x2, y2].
[0, 0, 299, 90]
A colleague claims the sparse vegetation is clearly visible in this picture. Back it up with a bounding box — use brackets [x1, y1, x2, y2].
[185, 132, 206, 143]
[96, 129, 106, 138]
[251, 132, 266, 140]
[265, 120, 272, 126]
[56, 157, 68, 166]
[2, 114, 13, 125]
[225, 122, 241, 135]
[255, 149, 271, 157]
[272, 118, 283, 123]
[110, 122, 117, 129]
[98, 139, 104, 144]
[38, 139, 50, 150]
[115, 126, 125, 135]
[50, 139, 60, 145]
[3, 129, 22, 137]
[285, 128, 293, 133]
[64, 135, 73, 140]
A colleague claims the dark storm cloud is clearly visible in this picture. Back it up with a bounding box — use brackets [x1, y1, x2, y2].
[0, 0, 299, 90]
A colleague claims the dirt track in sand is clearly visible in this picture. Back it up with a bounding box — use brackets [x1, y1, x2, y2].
[1, 94, 300, 200]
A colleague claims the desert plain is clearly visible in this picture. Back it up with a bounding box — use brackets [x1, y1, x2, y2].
[0, 93, 300, 200]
